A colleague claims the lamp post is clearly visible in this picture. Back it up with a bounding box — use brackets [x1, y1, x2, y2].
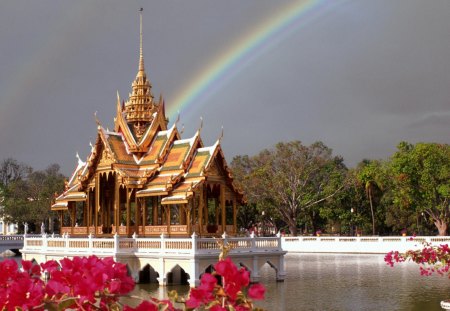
[420, 212, 424, 235]
[261, 211, 265, 236]
[350, 208, 354, 236]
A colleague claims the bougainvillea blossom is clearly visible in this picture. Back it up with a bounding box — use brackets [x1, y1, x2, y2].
[0, 254, 265, 310]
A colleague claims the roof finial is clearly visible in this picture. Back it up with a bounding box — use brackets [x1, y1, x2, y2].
[139, 8, 144, 72]
[218, 126, 224, 143]
[94, 111, 102, 128]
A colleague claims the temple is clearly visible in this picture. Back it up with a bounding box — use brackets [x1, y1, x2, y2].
[51, 11, 244, 237]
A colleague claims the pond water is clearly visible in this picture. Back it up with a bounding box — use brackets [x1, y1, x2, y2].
[3, 253, 450, 310]
[133, 253, 450, 311]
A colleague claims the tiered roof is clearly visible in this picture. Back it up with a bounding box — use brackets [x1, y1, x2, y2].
[52, 14, 243, 209]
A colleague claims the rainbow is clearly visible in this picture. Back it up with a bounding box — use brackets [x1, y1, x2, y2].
[168, 0, 342, 121]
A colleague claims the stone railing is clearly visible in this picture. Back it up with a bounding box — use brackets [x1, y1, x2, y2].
[0, 234, 24, 242]
[281, 236, 450, 254]
[22, 232, 284, 257]
[0, 234, 40, 253]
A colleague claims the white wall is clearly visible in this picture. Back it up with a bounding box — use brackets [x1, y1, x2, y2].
[281, 236, 450, 254]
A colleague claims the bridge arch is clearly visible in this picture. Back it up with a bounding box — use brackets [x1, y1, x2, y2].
[138, 264, 159, 284]
[166, 264, 189, 285]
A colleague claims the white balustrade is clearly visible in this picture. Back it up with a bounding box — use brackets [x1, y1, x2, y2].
[281, 236, 447, 254]
[20, 232, 284, 257]
[19, 234, 450, 256]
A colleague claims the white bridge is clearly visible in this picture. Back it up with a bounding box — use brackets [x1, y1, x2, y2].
[18, 234, 450, 287]
[0, 235, 25, 253]
[21, 233, 287, 287]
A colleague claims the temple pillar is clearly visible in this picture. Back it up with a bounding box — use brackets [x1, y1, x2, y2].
[186, 204, 191, 235]
[142, 198, 147, 236]
[82, 202, 86, 227]
[215, 197, 219, 227]
[114, 175, 120, 234]
[167, 206, 171, 236]
[83, 201, 88, 234]
[95, 173, 99, 235]
[71, 202, 76, 235]
[220, 184, 225, 233]
[126, 188, 131, 236]
[180, 204, 186, 225]
[233, 199, 237, 234]
[203, 185, 209, 230]
[152, 197, 158, 225]
[134, 195, 140, 235]
[59, 211, 63, 233]
[198, 188, 203, 235]
[86, 193, 90, 235]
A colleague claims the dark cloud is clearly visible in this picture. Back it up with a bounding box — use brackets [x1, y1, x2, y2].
[0, 0, 449, 176]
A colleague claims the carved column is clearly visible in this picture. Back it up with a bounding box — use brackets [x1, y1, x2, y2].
[167, 206, 171, 236]
[134, 195, 140, 235]
[126, 188, 131, 236]
[85, 193, 90, 234]
[95, 173, 100, 235]
[142, 198, 147, 236]
[59, 211, 63, 232]
[70, 202, 76, 235]
[186, 204, 191, 236]
[152, 197, 158, 225]
[220, 183, 225, 233]
[114, 174, 120, 234]
[198, 187, 203, 235]
[233, 199, 237, 235]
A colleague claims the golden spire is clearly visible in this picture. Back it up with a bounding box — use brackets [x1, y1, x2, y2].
[124, 7, 156, 130]
[138, 7, 144, 74]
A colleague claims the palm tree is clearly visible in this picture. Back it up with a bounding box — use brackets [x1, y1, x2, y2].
[357, 160, 384, 236]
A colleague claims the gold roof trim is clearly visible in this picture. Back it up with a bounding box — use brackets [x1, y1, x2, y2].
[51, 202, 68, 211]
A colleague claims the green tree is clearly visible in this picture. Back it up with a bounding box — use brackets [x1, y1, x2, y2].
[231, 155, 278, 231]
[0, 158, 31, 187]
[319, 169, 367, 235]
[389, 142, 450, 236]
[231, 141, 347, 236]
[356, 159, 385, 235]
[1, 162, 66, 232]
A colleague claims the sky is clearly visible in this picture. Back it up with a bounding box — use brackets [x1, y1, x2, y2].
[0, 0, 449, 176]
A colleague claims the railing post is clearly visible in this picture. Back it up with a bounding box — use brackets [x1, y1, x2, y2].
[42, 233, 47, 252]
[23, 222, 28, 238]
[132, 232, 138, 251]
[114, 233, 119, 254]
[64, 232, 69, 251]
[250, 231, 256, 251]
[276, 231, 282, 250]
[160, 233, 166, 255]
[88, 233, 93, 252]
[22, 223, 28, 250]
[191, 232, 197, 255]
[222, 231, 228, 248]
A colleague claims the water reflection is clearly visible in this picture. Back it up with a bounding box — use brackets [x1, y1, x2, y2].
[135, 254, 450, 311]
[3, 253, 450, 310]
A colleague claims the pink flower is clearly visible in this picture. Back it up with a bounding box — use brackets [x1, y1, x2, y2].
[248, 283, 265, 300]
[215, 258, 237, 281]
[210, 305, 227, 311]
[186, 287, 208, 308]
[124, 300, 158, 311]
[199, 272, 217, 292]
[40, 260, 59, 273]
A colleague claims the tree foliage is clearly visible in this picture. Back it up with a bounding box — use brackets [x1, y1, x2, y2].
[0, 160, 66, 232]
[0, 158, 31, 187]
[389, 142, 450, 235]
[231, 141, 347, 235]
[355, 159, 386, 235]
